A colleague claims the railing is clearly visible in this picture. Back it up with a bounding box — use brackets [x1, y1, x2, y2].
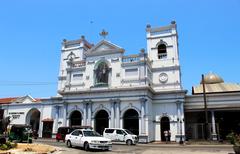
[68, 60, 86, 68]
[158, 53, 167, 59]
[122, 54, 140, 63]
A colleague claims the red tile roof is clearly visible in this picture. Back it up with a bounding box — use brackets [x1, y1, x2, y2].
[0, 97, 42, 104]
[0, 97, 17, 104]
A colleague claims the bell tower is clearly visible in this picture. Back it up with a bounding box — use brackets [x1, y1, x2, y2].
[146, 21, 182, 91]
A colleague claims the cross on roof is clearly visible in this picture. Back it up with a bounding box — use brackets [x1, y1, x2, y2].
[99, 29, 108, 39]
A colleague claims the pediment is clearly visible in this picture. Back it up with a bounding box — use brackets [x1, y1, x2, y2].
[86, 40, 124, 56]
[14, 95, 37, 104]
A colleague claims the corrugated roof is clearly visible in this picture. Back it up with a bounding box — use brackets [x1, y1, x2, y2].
[193, 83, 240, 94]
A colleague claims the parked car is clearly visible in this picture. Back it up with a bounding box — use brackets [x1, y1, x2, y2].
[103, 128, 138, 145]
[8, 124, 33, 143]
[56, 126, 92, 142]
[65, 129, 112, 151]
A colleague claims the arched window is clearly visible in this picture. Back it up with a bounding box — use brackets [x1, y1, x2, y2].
[158, 44, 167, 59]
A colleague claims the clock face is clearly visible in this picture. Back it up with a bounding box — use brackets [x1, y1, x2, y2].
[159, 73, 168, 83]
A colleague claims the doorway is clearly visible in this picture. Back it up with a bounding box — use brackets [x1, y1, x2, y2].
[160, 116, 170, 141]
[95, 110, 109, 135]
[42, 121, 53, 138]
[123, 109, 139, 135]
[70, 110, 82, 127]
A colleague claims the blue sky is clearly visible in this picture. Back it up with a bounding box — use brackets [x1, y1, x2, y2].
[0, 0, 240, 98]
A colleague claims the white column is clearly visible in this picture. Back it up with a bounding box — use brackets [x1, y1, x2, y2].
[211, 110, 217, 140]
[38, 105, 44, 138]
[63, 103, 67, 126]
[83, 102, 87, 126]
[54, 106, 59, 133]
[115, 100, 120, 128]
[140, 98, 146, 134]
[180, 102, 185, 136]
[120, 118, 123, 128]
[176, 102, 181, 134]
[110, 101, 115, 128]
[87, 101, 92, 126]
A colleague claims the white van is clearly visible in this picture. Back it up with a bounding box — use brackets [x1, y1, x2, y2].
[103, 128, 138, 145]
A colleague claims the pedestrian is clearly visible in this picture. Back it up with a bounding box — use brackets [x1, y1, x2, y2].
[164, 130, 168, 143]
[168, 130, 171, 142]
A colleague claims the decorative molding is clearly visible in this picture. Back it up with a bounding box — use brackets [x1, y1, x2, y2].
[121, 78, 146, 83]
[67, 106, 84, 118]
[151, 66, 180, 72]
[66, 67, 86, 72]
[159, 73, 168, 83]
[111, 58, 119, 62]
[70, 82, 85, 87]
[87, 61, 95, 64]
[147, 33, 177, 40]
[153, 82, 180, 87]
[121, 61, 145, 67]
[92, 104, 111, 118]
[159, 113, 172, 121]
[120, 104, 141, 118]
[151, 45, 173, 50]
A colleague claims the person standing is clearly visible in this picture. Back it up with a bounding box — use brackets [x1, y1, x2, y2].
[164, 130, 168, 143]
[168, 130, 171, 142]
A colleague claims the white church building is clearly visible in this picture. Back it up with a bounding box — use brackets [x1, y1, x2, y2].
[1, 21, 239, 142]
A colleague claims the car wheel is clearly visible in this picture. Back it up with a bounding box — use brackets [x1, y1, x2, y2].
[66, 140, 72, 148]
[126, 139, 132, 145]
[84, 142, 89, 151]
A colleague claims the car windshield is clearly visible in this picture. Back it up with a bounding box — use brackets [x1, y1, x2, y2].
[124, 129, 134, 135]
[83, 130, 101, 137]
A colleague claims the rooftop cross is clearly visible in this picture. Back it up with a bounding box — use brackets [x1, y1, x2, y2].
[99, 29, 108, 39]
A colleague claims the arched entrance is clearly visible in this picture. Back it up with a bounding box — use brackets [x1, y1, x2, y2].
[95, 110, 109, 135]
[26, 108, 40, 133]
[70, 111, 82, 127]
[123, 109, 139, 135]
[160, 116, 170, 141]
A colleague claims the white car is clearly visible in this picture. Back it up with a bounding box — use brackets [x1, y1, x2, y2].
[65, 129, 112, 151]
[103, 128, 138, 145]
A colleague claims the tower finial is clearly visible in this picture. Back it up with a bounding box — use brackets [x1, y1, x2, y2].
[99, 29, 108, 39]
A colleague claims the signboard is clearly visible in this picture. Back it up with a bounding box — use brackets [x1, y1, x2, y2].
[9, 112, 24, 119]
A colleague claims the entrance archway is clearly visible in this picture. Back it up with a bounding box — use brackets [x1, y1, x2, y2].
[95, 110, 109, 135]
[26, 108, 40, 133]
[70, 111, 82, 127]
[160, 116, 170, 141]
[123, 109, 139, 135]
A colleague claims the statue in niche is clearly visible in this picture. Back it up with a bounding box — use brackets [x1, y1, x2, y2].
[96, 62, 109, 84]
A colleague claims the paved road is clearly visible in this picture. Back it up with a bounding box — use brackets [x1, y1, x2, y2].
[34, 139, 234, 154]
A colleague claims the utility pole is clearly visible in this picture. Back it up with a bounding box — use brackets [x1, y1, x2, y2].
[202, 74, 208, 140]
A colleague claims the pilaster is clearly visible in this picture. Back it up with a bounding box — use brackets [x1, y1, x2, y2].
[87, 101, 92, 126]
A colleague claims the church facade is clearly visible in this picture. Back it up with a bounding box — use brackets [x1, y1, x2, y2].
[53, 21, 185, 142]
[7, 21, 240, 142]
